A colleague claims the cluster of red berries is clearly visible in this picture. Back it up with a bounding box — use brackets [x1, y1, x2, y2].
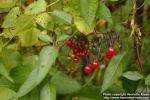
[65, 39, 116, 75]
[65, 39, 89, 63]
[84, 61, 99, 75]
[83, 47, 116, 75]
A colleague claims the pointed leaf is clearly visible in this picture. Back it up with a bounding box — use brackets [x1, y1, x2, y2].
[0, 48, 22, 71]
[51, 71, 81, 94]
[74, 17, 93, 35]
[10, 55, 39, 86]
[13, 14, 35, 35]
[145, 74, 150, 85]
[25, 0, 47, 15]
[0, 61, 14, 83]
[101, 52, 126, 92]
[80, 0, 98, 27]
[36, 13, 54, 30]
[2, 7, 20, 28]
[50, 10, 72, 24]
[17, 46, 58, 97]
[18, 28, 39, 47]
[97, 3, 113, 30]
[19, 88, 40, 100]
[122, 71, 143, 81]
[0, 87, 17, 100]
[38, 33, 53, 43]
[40, 83, 56, 100]
[57, 34, 69, 42]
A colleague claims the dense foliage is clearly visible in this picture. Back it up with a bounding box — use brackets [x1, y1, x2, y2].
[0, 0, 150, 100]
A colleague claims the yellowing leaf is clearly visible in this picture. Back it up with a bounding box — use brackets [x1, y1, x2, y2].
[13, 14, 35, 35]
[36, 13, 54, 30]
[0, 87, 17, 100]
[18, 28, 39, 47]
[74, 17, 93, 35]
[0, 61, 14, 83]
[0, 48, 22, 71]
[2, 7, 20, 28]
[0, 0, 16, 8]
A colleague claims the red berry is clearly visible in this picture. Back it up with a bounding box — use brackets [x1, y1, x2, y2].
[76, 52, 86, 58]
[65, 39, 75, 49]
[76, 52, 81, 57]
[80, 52, 86, 58]
[84, 66, 92, 75]
[106, 47, 116, 60]
[74, 46, 81, 52]
[69, 44, 75, 49]
[79, 40, 86, 45]
[84, 50, 90, 56]
[90, 61, 99, 69]
[73, 57, 79, 63]
[73, 49, 79, 55]
[65, 39, 72, 45]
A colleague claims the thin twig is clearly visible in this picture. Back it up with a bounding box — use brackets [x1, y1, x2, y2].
[132, 0, 144, 73]
[56, 58, 67, 71]
[46, 0, 60, 8]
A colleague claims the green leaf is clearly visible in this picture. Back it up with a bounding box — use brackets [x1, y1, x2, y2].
[57, 34, 69, 42]
[97, 3, 113, 30]
[50, 10, 72, 24]
[36, 13, 54, 30]
[13, 14, 35, 35]
[101, 52, 126, 92]
[122, 77, 139, 92]
[145, 74, 150, 85]
[55, 32, 62, 37]
[0, 87, 17, 100]
[122, 71, 143, 81]
[80, 0, 98, 27]
[0, 61, 14, 83]
[17, 46, 58, 97]
[0, 78, 14, 88]
[110, 0, 118, 1]
[74, 17, 93, 35]
[2, 29, 15, 39]
[38, 33, 53, 43]
[106, 84, 126, 93]
[22, 55, 39, 69]
[78, 97, 93, 100]
[10, 55, 39, 86]
[40, 83, 56, 100]
[146, 0, 150, 6]
[19, 88, 40, 100]
[75, 86, 101, 100]
[18, 28, 39, 47]
[25, 0, 47, 15]
[0, 48, 22, 71]
[2, 7, 20, 28]
[0, 0, 16, 8]
[51, 71, 81, 94]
